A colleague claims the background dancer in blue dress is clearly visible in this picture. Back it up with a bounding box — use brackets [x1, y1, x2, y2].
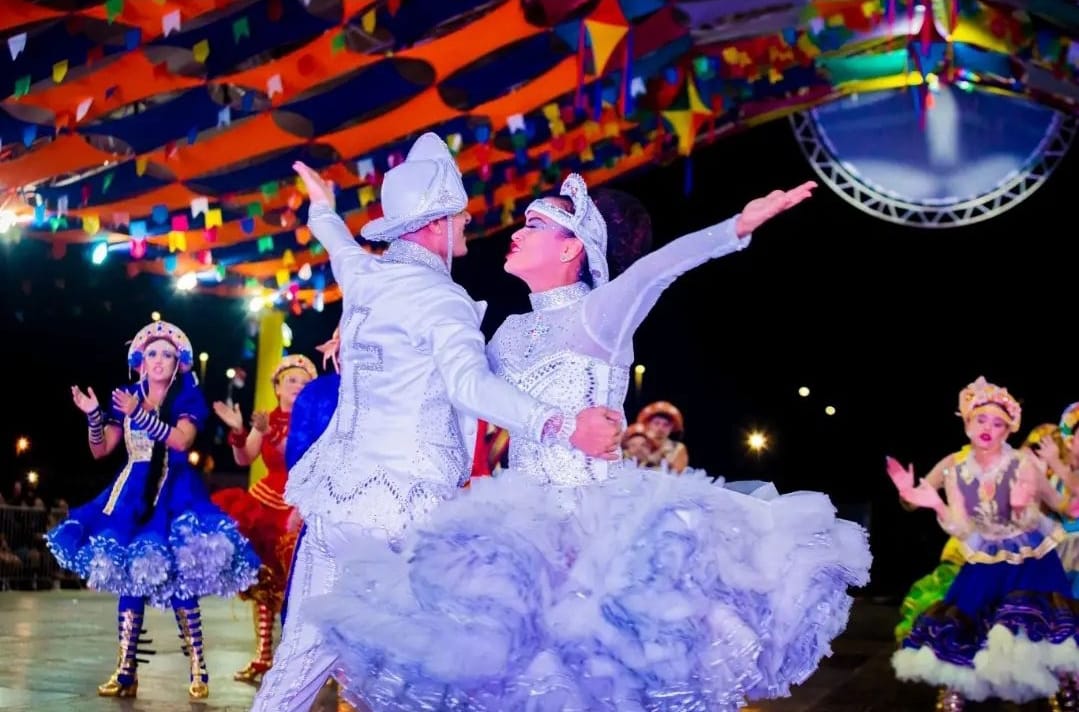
[284, 327, 342, 472]
[889, 377, 1079, 710]
[46, 320, 259, 700]
[279, 327, 342, 627]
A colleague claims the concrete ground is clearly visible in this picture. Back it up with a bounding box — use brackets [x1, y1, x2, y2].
[0, 591, 1054, 711]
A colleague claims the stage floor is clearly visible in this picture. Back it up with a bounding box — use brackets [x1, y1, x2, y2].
[0, 591, 1042, 711]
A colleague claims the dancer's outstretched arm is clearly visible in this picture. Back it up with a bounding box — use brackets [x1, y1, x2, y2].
[585, 182, 816, 355]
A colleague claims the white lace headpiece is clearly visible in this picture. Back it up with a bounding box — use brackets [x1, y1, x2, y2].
[525, 173, 608, 285]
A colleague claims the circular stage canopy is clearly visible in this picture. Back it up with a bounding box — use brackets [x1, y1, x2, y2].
[791, 85, 1077, 228]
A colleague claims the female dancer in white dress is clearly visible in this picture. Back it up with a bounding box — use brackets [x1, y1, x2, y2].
[304, 172, 872, 712]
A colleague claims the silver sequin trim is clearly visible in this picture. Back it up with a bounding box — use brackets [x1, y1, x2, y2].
[381, 239, 450, 276]
[529, 281, 591, 311]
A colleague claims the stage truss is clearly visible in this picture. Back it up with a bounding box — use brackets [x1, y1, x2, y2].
[789, 107, 1078, 228]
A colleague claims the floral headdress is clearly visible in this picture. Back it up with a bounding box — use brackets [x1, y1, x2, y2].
[272, 354, 317, 383]
[127, 321, 194, 374]
[957, 376, 1021, 433]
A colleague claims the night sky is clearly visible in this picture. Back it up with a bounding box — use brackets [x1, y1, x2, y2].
[3, 116, 1077, 596]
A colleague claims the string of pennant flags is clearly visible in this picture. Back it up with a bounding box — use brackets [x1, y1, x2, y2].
[0, 0, 1075, 313]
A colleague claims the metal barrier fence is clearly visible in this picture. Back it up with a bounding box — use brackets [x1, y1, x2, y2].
[0, 505, 83, 591]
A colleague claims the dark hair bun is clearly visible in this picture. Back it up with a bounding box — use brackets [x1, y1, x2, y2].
[591, 187, 653, 279]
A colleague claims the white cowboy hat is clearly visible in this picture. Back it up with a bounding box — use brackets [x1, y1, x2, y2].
[360, 132, 468, 242]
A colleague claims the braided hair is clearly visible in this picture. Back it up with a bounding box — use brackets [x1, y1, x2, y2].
[135, 371, 191, 525]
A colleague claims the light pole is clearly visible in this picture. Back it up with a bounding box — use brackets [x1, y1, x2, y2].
[633, 364, 645, 396]
[225, 368, 246, 406]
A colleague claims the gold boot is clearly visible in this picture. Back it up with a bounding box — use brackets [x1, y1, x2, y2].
[174, 601, 209, 699]
[97, 602, 147, 697]
[935, 688, 964, 712]
[234, 601, 275, 683]
[97, 671, 138, 698]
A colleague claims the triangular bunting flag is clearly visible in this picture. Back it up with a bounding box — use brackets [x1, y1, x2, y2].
[590, 0, 627, 26]
[686, 76, 709, 115]
[83, 214, 101, 235]
[584, 20, 628, 76]
[662, 110, 694, 155]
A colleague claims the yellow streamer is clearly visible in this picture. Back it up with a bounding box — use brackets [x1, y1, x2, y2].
[250, 310, 284, 487]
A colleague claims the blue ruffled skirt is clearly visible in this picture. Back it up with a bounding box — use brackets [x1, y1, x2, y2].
[46, 460, 260, 608]
[308, 466, 872, 711]
[893, 550, 1079, 702]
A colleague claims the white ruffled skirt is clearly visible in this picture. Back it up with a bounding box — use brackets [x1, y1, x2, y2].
[307, 466, 872, 711]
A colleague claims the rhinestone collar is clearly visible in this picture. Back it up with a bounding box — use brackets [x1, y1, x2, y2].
[529, 282, 591, 311]
[381, 239, 449, 276]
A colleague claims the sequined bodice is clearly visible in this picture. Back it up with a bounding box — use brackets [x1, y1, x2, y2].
[105, 392, 205, 517]
[258, 408, 290, 487]
[124, 416, 154, 464]
[950, 448, 1039, 538]
[487, 283, 630, 485]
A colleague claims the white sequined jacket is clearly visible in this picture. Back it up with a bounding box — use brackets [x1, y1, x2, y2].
[286, 204, 563, 535]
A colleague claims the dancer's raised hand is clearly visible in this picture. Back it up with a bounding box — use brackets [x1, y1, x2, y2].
[71, 385, 99, 414]
[735, 181, 817, 237]
[903, 482, 946, 511]
[316, 328, 341, 372]
[251, 411, 270, 434]
[213, 401, 244, 431]
[111, 389, 139, 417]
[293, 161, 335, 210]
[886, 456, 915, 494]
